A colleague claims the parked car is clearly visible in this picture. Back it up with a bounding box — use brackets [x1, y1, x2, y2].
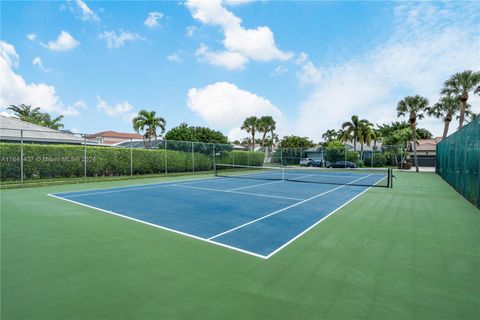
[299, 158, 313, 166]
[311, 159, 331, 167]
[327, 161, 356, 168]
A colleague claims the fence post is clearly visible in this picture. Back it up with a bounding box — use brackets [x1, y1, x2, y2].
[192, 141, 195, 174]
[84, 135, 87, 181]
[213, 144, 216, 169]
[344, 144, 347, 168]
[280, 147, 283, 166]
[130, 138, 133, 176]
[20, 129, 24, 186]
[371, 150, 374, 168]
[164, 139, 168, 175]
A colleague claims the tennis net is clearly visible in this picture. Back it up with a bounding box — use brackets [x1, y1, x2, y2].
[214, 164, 393, 188]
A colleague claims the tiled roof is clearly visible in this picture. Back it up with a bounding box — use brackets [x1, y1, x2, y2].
[86, 131, 143, 139]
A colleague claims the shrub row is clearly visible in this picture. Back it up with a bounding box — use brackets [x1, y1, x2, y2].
[0, 143, 264, 180]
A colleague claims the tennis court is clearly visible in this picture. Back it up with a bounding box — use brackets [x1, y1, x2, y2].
[50, 165, 392, 258]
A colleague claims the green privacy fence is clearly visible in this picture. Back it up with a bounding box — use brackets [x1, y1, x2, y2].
[436, 117, 480, 208]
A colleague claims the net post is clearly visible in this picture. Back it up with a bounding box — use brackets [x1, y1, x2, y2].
[20, 129, 24, 186]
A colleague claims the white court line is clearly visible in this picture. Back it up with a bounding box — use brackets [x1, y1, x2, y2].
[226, 180, 283, 191]
[265, 174, 387, 258]
[53, 175, 221, 197]
[208, 174, 373, 240]
[171, 184, 305, 201]
[47, 193, 268, 259]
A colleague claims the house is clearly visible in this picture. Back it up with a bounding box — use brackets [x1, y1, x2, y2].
[304, 146, 324, 160]
[409, 137, 442, 167]
[86, 131, 143, 145]
[0, 115, 84, 144]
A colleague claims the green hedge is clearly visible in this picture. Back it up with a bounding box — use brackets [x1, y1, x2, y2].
[0, 143, 264, 181]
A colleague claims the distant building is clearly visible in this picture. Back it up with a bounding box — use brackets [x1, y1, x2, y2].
[86, 131, 143, 145]
[0, 115, 84, 144]
[409, 137, 442, 167]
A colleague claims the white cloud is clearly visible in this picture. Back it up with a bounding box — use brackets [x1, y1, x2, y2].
[65, 0, 100, 22]
[186, 25, 197, 37]
[295, 52, 321, 85]
[270, 65, 287, 77]
[187, 81, 285, 140]
[144, 12, 164, 28]
[196, 43, 247, 70]
[166, 53, 183, 63]
[296, 1, 480, 140]
[26, 33, 37, 41]
[99, 30, 144, 49]
[96, 96, 135, 122]
[1, 41, 83, 116]
[42, 31, 79, 51]
[186, 0, 292, 69]
[0, 41, 19, 67]
[32, 57, 51, 73]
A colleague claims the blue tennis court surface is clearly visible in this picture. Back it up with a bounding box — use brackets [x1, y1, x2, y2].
[50, 170, 387, 258]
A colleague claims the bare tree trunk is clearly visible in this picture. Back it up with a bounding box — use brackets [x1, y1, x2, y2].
[442, 119, 451, 139]
[412, 124, 419, 172]
[252, 131, 255, 151]
[459, 95, 467, 129]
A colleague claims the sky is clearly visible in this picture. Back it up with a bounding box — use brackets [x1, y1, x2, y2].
[1, 0, 479, 141]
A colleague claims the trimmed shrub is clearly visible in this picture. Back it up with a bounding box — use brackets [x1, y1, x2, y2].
[0, 143, 263, 181]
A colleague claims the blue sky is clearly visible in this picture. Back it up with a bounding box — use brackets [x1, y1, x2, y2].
[1, 0, 479, 141]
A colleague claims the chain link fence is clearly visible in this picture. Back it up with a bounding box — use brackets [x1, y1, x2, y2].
[0, 128, 263, 187]
[436, 117, 480, 208]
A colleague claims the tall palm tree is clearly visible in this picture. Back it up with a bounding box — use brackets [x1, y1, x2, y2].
[257, 116, 276, 148]
[322, 129, 337, 142]
[342, 115, 370, 151]
[441, 70, 480, 129]
[397, 95, 429, 172]
[427, 95, 462, 139]
[372, 128, 382, 150]
[241, 116, 259, 150]
[132, 110, 166, 148]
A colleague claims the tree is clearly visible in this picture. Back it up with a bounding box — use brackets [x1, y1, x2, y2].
[441, 70, 480, 129]
[336, 129, 352, 143]
[7, 104, 64, 130]
[241, 116, 259, 150]
[165, 123, 228, 144]
[321, 129, 337, 142]
[427, 95, 462, 139]
[279, 135, 314, 148]
[257, 116, 276, 148]
[132, 110, 166, 148]
[358, 122, 373, 159]
[342, 115, 370, 151]
[397, 95, 429, 172]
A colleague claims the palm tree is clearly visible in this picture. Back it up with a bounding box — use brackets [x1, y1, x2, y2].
[358, 122, 373, 160]
[336, 129, 351, 143]
[132, 110, 166, 148]
[397, 95, 429, 172]
[427, 95, 462, 139]
[7, 104, 41, 119]
[241, 116, 259, 150]
[322, 129, 337, 142]
[41, 114, 64, 130]
[257, 116, 276, 148]
[372, 128, 382, 150]
[342, 115, 370, 151]
[441, 70, 480, 129]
